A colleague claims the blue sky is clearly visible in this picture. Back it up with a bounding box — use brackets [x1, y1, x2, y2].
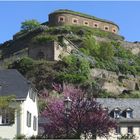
[0, 1, 140, 43]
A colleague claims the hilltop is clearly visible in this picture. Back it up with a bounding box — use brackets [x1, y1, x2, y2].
[0, 9, 140, 98]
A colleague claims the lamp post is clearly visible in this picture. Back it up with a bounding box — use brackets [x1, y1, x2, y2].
[64, 96, 72, 138]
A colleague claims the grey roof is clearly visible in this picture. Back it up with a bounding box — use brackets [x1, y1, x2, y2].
[97, 98, 140, 122]
[0, 69, 30, 100]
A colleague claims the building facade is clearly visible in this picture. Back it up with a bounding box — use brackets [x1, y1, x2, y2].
[96, 98, 140, 140]
[49, 9, 119, 34]
[0, 69, 38, 139]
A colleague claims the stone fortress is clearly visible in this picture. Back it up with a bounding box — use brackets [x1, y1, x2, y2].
[48, 9, 119, 34]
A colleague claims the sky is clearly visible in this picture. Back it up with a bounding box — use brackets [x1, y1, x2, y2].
[0, 1, 140, 44]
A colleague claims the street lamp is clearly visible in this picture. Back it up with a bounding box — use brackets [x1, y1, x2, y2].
[64, 96, 72, 138]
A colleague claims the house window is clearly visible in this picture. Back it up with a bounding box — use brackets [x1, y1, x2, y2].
[126, 111, 133, 118]
[58, 16, 65, 22]
[114, 111, 120, 119]
[27, 111, 31, 127]
[113, 108, 121, 119]
[33, 116, 37, 131]
[29, 88, 36, 102]
[104, 26, 109, 31]
[72, 18, 78, 24]
[83, 21, 89, 26]
[116, 126, 121, 134]
[128, 126, 133, 134]
[0, 109, 14, 125]
[125, 108, 133, 118]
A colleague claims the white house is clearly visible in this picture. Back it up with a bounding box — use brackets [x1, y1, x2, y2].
[0, 69, 38, 139]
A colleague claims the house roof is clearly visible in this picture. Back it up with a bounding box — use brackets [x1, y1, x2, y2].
[97, 98, 140, 122]
[0, 69, 30, 100]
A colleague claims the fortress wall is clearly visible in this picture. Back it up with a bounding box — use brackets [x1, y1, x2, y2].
[49, 13, 119, 34]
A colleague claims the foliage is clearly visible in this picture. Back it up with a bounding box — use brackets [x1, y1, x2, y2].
[14, 134, 26, 139]
[0, 95, 15, 108]
[80, 35, 100, 57]
[40, 84, 116, 139]
[58, 54, 90, 83]
[98, 91, 114, 98]
[98, 41, 114, 60]
[118, 133, 137, 139]
[21, 19, 40, 32]
[8, 57, 35, 75]
[47, 25, 124, 41]
[118, 91, 140, 98]
[34, 35, 58, 44]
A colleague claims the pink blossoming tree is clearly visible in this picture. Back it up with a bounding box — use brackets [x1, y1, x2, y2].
[39, 84, 116, 139]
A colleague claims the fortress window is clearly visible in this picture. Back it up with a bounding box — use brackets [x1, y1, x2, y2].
[83, 21, 89, 26]
[58, 16, 65, 22]
[93, 23, 99, 28]
[72, 18, 78, 24]
[112, 28, 116, 33]
[104, 26, 109, 31]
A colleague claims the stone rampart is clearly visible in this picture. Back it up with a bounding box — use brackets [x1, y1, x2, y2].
[49, 9, 119, 34]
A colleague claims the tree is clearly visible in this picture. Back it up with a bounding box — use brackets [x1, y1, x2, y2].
[40, 84, 116, 139]
[80, 35, 100, 57]
[21, 19, 40, 32]
[98, 41, 114, 60]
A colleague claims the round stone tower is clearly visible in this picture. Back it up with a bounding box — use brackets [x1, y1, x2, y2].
[49, 9, 119, 34]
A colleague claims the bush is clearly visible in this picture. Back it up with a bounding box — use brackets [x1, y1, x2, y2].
[14, 134, 26, 139]
[8, 57, 35, 75]
[34, 35, 58, 44]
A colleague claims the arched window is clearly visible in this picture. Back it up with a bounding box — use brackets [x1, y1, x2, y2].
[112, 28, 116, 33]
[83, 21, 89, 26]
[104, 26, 109, 31]
[72, 18, 78, 24]
[93, 23, 99, 28]
[58, 16, 65, 22]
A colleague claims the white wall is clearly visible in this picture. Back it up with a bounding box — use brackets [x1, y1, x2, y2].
[20, 91, 38, 137]
[0, 111, 17, 139]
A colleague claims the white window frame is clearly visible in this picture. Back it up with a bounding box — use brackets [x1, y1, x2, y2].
[114, 111, 120, 119]
[116, 126, 121, 134]
[33, 116, 37, 131]
[0, 109, 14, 125]
[128, 126, 133, 134]
[126, 111, 133, 118]
[27, 111, 31, 127]
[29, 88, 36, 102]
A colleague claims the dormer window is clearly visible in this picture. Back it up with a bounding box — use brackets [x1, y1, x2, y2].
[126, 108, 133, 118]
[113, 108, 121, 119]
